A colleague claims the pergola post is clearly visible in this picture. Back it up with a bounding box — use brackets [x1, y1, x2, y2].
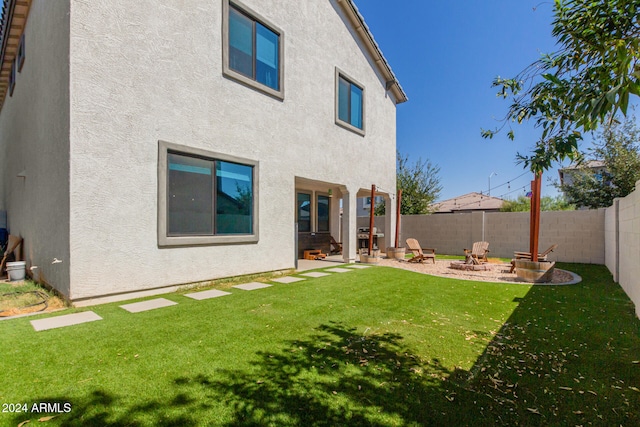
[529, 173, 542, 262]
[395, 189, 402, 248]
[368, 184, 376, 255]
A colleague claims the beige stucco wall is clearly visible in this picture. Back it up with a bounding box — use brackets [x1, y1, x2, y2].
[604, 200, 619, 282]
[67, 0, 397, 299]
[614, 182, 640, 318]
[0, 0, 71, 294]
[376, 209, 606, 264]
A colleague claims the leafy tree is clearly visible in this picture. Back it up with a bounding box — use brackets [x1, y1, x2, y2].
[375, 151, 442, 215]
[482, 0, 640, 173]
[500, 195, 575, 212]
[557, 115, 640, 208]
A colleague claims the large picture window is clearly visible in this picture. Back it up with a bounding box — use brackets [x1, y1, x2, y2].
[335, 69, 365, 135]
[168, 154, 214, 235]
[159, 141, 258, 246]
[223, 0, 284, 99]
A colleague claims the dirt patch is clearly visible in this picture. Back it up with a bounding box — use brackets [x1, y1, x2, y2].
[377, 258, 577, 285]
[0, 281, 67, 318]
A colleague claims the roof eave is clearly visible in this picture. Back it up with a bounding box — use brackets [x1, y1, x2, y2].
[0, 0, 32, 112]
[338, 0, 408, 104]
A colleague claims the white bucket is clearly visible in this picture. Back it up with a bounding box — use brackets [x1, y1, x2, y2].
[6, 261, 26, 281]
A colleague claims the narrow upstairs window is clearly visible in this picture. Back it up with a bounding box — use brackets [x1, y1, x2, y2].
[335, 69, 365, 135]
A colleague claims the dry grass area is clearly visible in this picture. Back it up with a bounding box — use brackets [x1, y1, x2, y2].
[0, 280, 66, 317]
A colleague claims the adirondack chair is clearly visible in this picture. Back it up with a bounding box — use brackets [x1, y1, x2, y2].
[330, 236, 342, 254]
[510, 244, 558, 273]
[0, 234, 22, 277]
[463, 241, 490, 264]
[405, 238, 436, 263]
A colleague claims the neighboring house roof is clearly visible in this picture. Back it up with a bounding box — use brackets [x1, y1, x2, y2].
[339, 0, 407, 104]
[559, 160, 606, 171]
[431, 192, 504, 213]
[0, 0, 31, 110]
[0, 0, 408, 110]
[558, 160, 608, 186]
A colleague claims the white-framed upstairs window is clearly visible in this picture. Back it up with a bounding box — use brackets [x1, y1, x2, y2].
[222, 0, 284, 100]
[335, 68, 365, 135]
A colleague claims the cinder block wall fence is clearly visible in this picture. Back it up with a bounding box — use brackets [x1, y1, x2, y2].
[358, 209, 606, 263]
[606, 182, 640, 318]
[359, 185, 640, 318]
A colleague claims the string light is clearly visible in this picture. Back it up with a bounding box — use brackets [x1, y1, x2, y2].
[436, 170, 532, 211]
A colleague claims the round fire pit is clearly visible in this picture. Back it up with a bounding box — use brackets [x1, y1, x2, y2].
[449, 261, 492, 271]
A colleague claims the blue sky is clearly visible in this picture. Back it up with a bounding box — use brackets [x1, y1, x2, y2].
[353, 0, 581, 201]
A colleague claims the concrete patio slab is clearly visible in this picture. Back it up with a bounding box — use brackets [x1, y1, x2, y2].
[120, 298, 178, 313]
[184, 289, 232, 300]
[299, 271, 331, 278]
[325, 267, 353, 273]
[233, 282, 272, 291]
[271, 276, 306, 284]
[347, 264, 372, 269]
[296, 255, 345, 271]
[31, 311, 102, 332]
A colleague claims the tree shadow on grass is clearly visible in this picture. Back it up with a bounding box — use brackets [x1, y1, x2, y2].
[173, 322, 495, 426]
[447, 263, 640, 426]
[10, 322, 491, 426]
[8, 388, 199, 427]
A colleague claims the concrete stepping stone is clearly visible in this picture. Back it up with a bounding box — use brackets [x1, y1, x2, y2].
[120, 298, 177, 313]
[299, 271, 331, 278]
[348, 264, 371, 269]
[325, 267, 353, 273]
[271, 276, 306, 284]
[232, 282, 272, 291]
[31, 311, 102, 332]
[184, 289, 231, 300]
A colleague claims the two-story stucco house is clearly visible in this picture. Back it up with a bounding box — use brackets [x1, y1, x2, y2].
[0, 0, 406, 304]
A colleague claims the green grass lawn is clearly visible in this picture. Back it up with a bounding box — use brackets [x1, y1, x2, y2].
[1, 263, 638, 426]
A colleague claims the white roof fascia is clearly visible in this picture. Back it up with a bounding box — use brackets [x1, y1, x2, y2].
[338, 0, 408, 104]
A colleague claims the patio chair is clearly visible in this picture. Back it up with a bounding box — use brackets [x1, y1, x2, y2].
[0, 234, 22, 277]
[510, 244, 558, 273]
[330, 236, 342, 254]
[463, 241, 490, 264]
[405, 238, 436, 263]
